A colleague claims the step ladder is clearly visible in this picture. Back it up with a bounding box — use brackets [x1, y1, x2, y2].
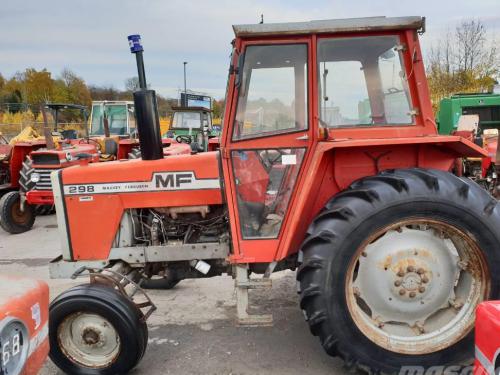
[234, 264, 273, 326]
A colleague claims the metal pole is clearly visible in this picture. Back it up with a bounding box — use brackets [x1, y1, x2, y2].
[136, 52, 147, 90]
[183, 61, 187, 106]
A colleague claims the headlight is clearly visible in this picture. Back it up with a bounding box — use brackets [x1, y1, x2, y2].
[31, 173, 41, 183]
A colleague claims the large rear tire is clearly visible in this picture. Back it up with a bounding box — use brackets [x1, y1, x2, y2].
[0, 191, 35, 234]
[297, 168, 500, 374]
[49, 284, 148, 375]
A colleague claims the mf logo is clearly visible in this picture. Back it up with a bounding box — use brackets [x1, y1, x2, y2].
[154, 172, 193, 188]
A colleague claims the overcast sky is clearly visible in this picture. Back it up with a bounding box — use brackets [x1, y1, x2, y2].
[1, 0, 499, 100]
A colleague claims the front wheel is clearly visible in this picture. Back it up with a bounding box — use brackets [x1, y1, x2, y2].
[49, 284, 148, 375]
[297, 168, 500, 373]
[0, 191, 35, 234]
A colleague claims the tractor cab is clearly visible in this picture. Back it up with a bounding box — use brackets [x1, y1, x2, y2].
[43, 103, 89, 139]
[89, 101, 136, 137]
[165, 106, 214, 151]
[87, 101, 139, 160]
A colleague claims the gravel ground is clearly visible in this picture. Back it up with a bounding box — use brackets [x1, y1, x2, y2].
[0, 215, 346, 374]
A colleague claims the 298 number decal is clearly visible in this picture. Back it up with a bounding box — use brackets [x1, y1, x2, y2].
[68, 185, 95, 194]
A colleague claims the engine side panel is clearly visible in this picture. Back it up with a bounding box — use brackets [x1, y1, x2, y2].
[59, 152, 223, 260]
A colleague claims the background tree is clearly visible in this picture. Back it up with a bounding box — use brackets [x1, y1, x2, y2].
[124, 77, 140, 92]
[54, 68, 92, 106]
[426, 19, 499, 111]
[212, 99, 225, 119]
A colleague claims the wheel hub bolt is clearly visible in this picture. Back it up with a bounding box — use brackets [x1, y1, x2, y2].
[399, 289, 406, 296]
[417, 268, 425, 275]
[418, 286, 426, 293]
[422, 276, 429, 284]
[397, 269, 405, 277]
[407, 265, 415, 273]
[409, 291, 416, 298]
[394, 280, 402, 287]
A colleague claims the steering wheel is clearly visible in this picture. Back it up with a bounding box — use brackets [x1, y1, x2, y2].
[80, 138, 102, 152]
[386, 87, 402, 94]
[176, 135, 192, 144]
[260, 149, 287, 172]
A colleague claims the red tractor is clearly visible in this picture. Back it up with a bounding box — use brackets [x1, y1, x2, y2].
[0, 275, 49, 375]
[0, 103, 100, 234]
[48, 18, 500, 374]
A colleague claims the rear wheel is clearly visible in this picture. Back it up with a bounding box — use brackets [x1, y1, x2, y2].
[49, 284, 148, 375]
[0, 191, 35, 234]
[297, 168, 500, 374]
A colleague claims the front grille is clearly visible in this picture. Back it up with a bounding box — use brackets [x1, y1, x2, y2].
[31, 153, 60, 165]
[33, 169, 55, 191]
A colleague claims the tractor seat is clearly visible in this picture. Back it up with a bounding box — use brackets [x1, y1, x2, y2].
[103, 138, 118, 155]
[0, 144, 12, 162]
[61, 129, 78, 139]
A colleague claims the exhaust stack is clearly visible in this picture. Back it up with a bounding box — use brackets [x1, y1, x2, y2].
[128, 34, 163, 160]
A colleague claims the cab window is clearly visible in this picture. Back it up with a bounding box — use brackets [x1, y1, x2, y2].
[172, 112, 202, 130]
[90, 104, 129, 135]
[233, 44, 308, 140]
[318, 36, 414, 127]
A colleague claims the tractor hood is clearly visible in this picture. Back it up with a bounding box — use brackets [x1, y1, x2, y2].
[30, 143, 98, 166]
[51, 151, 222, 261]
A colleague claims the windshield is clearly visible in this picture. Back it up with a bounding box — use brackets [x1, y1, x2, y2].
[90, 104, 129, 135]
[172, 112, 202, 130]
[232, 44, 308, 140]
[318, 36, 414, 127]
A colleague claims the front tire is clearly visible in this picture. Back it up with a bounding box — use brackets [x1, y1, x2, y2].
[49, 284, 148, 375]
[0, 191, 35, 234]
[297, 168, 500, 374]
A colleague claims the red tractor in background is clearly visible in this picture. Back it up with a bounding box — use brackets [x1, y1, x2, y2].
[0, 275, 49, 375]
[0, 103, 100, 234]
[0, 101, 191, 234]
[450, 114, 500, 197]
[47, 18, 500, 374]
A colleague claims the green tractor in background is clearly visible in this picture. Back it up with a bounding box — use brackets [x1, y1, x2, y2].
[164, 106, 220, 152]
[436, 92, 500, 135]
[436, 92, 500, 196]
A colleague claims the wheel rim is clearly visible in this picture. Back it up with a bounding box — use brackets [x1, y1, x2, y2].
[58, 312, 121, 368]
[345, 218, 489, 355]
[11, 198, 31, 225]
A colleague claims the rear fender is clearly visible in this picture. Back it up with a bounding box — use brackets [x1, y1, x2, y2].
[275, 136, 488, 261]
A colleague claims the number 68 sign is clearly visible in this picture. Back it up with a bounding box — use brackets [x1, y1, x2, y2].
[0, 318, 29, 375]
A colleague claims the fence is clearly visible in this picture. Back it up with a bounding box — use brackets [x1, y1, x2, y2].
[0, 122, 88, 141]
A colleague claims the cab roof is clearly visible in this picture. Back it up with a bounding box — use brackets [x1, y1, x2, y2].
[233, 16, 424, 38]
[172, 106, 211, 112]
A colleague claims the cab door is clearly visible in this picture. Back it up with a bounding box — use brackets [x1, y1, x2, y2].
[221, 38, 314, 263]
